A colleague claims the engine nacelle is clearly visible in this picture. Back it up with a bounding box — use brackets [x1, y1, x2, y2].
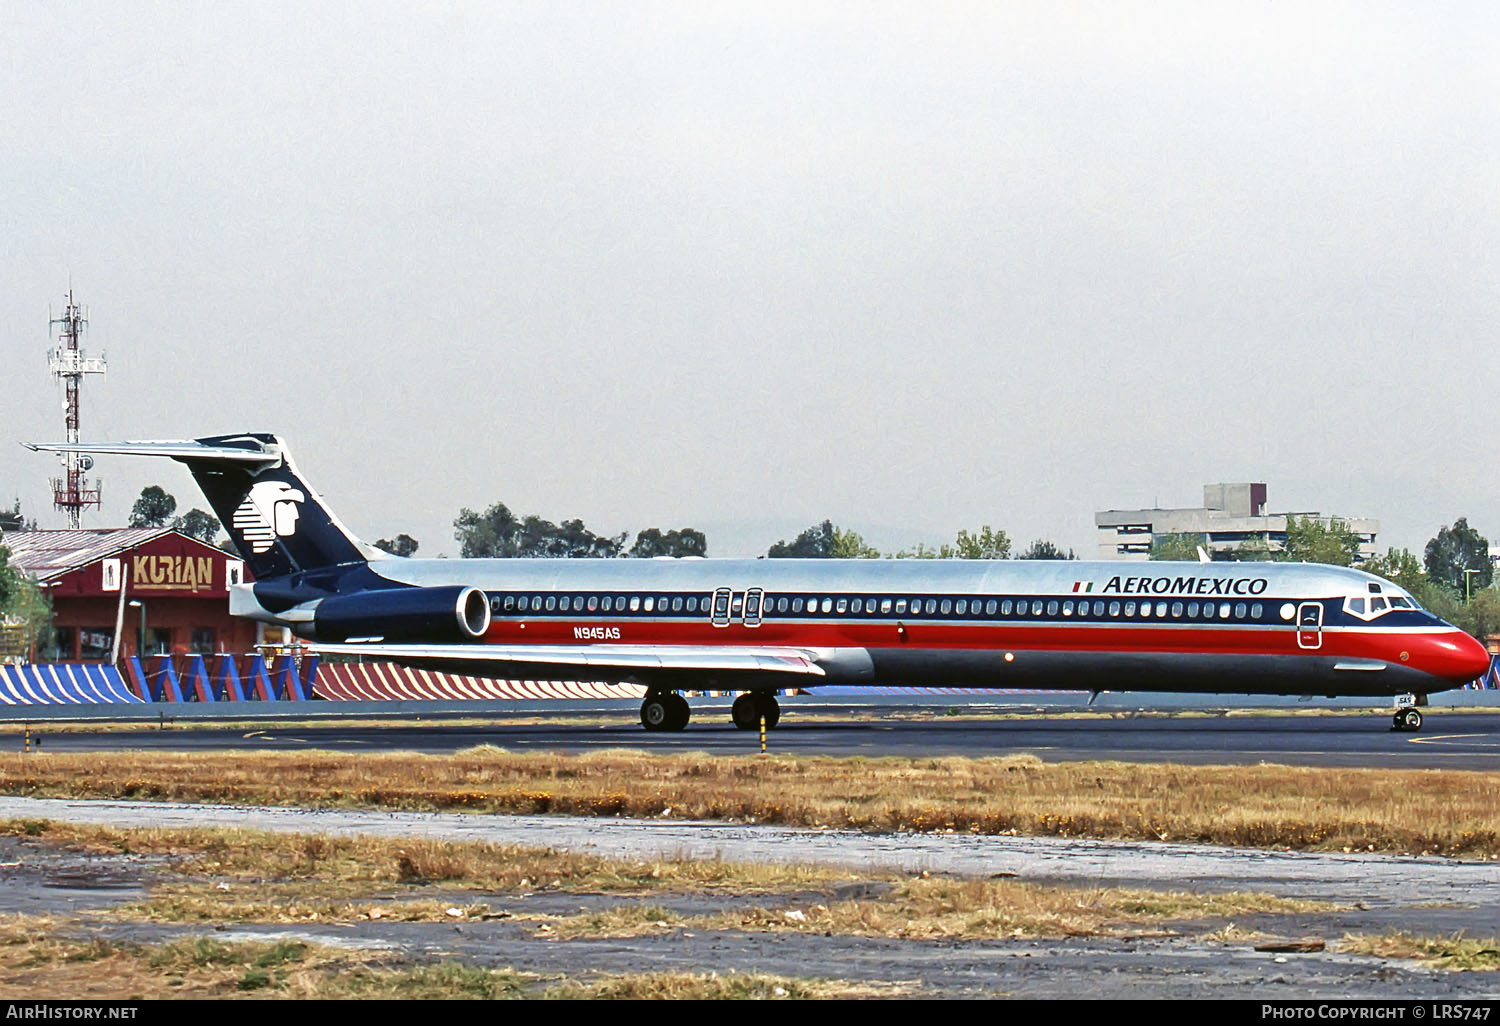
[309, 585, 491, 643]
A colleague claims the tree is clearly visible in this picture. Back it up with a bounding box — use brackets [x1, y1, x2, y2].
[830, 528, 880, 559]
[628, 528, 707, 559]
[0, 544, 16, 612]
[0, 544, 51, 656]
[1281, 516, 1361, 567]
[453, 502, 624, 558]
[768, 521, 837, 558]
[128, 486, 177, 528]
[1424, 518, 1493, 598]
[173, 508, 221, 545]
[1017, 539, 1077, 560]
[374, 534, 420, 557]
[954, 526, 1011, 560]
[1149, 533, 1204, 561]
[892, 542, 956, 559]
[1362, 548, 1428, 595]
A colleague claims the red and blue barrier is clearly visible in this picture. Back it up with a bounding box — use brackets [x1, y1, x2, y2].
[1, 651, 1496, 705]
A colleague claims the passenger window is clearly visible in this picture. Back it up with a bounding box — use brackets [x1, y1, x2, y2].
[1093, 601, 1105, 616]
[837, 598, 848, 614]
[629, 596, 640, 612]
[818, 598, 831, 613]
[502, 595, 515, 612]
[986, 599, 998, 615]
[602, 596, 614, 612]
[1219, 603, 1231, 618]
[643, 597, 655, 612]
[669, 597, 680, 612]
[1047, 601, 1059, 616]
[881, 598, 893, 614]
[955, 599, 966, 615]
[1251, 602, 1263, 618]
[939, 599, 951, 615]
[1124, 601, 1136, 616]
[1108, 601, 1120, 616]
[545, 595, 556, 612]
[587, 596, 598, 612]
[1062, 601, 1073, 616]
[1000, 600, 1012, 615]
[776, 597, 787, 613]
[1234, 602, 1247, 619]
[895, 599, 908, 614]
[1187, 601, 1198, 617]
[1170, 602, 1182, 617]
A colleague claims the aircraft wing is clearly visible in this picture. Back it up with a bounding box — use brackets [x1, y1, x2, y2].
[310, 643, 828, 678]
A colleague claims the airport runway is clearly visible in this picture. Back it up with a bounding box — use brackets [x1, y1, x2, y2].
[18, 705, 1500, 769]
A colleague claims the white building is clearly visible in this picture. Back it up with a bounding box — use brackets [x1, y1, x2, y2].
[1095, 484, 1378, 562]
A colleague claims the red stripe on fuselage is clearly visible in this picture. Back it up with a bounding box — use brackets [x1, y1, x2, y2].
[483, 618, 1449, 663]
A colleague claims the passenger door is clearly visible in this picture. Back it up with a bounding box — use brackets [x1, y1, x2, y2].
[1296, 601, 1323, 650]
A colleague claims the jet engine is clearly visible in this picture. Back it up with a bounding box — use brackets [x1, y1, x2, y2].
[310, 585, 491, 643]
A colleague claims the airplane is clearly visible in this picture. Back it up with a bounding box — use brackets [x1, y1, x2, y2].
[25, 433, 1492, 733]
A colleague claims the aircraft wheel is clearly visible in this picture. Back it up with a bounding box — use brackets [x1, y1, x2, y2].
[754, 692, 781, 729]
[1401, 708, 1422, 732]
[731, 694, 760, 730]
[666, 693, 691, 731]
[641, 694, 673, 732]
[1392, 711, 1404, 731]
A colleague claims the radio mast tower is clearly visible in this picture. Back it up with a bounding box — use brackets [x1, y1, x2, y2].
[47, 291, 106, 529]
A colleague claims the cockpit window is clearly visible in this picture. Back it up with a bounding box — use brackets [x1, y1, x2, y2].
[1344, 593, 1411, 619]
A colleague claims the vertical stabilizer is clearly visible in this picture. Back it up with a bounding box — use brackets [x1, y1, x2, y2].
[24, 434, 368, 580]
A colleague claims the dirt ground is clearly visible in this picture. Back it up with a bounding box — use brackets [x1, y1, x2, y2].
[0, 799, 1498, 999]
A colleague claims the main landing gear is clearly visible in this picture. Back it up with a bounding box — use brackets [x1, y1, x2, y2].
[1390, 693, 1424, 733]
[731, 692, 780, 730]
[640, 691, 691, 732]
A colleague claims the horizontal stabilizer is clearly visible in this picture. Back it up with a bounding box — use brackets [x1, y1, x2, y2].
[23, 439, 280, 463]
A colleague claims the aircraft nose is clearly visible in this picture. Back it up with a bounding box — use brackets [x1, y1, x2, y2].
[1428, 631, 1494, 684]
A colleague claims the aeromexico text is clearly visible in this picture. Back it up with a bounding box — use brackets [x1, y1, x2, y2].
[1101, 576, 1269, 596]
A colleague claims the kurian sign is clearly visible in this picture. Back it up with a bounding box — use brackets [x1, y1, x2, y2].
[131, 554, 217, 593]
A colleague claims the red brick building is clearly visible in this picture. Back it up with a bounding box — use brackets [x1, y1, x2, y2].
[4, 528, 258, 661]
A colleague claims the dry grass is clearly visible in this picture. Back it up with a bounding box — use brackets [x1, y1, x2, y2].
[0, 915, 892, 999]
[540, 971, 909, 999]
[1341, 932, 1500, 970]
[1, 747, 1498, 857]
[6, 820, 1332, 944]
[5, 819, 848, 892]
[684, 877, 1329, 941]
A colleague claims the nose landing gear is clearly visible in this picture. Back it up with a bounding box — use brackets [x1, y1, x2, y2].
[1390, 694, 1424, 732]
[1392, 707, 1422, 732]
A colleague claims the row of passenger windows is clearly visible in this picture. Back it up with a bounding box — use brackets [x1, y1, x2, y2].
[492, 592, 1272, 623]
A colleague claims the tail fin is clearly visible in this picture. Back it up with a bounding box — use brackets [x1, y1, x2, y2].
[24, 433, 369, 580]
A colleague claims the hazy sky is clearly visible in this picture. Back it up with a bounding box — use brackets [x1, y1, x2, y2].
[3, 2, 1496, 558]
